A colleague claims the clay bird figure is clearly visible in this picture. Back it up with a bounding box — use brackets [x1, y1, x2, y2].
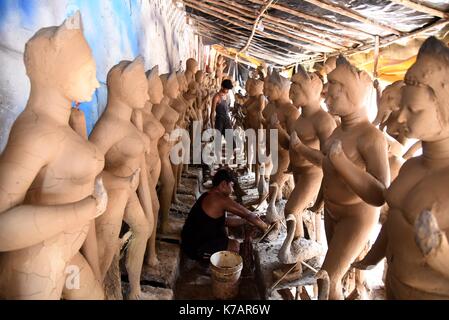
[278, 214, 324, 265]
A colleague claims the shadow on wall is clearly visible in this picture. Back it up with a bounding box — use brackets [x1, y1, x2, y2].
[0, 0, 196, 151]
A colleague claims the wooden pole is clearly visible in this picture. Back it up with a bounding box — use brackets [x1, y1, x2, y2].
[239, 0, 275, 54]
[247, 0, 374, 37]
[183, 0, 341, 51]
[302, 0, 401, 35]
[390, 0, 449, 19]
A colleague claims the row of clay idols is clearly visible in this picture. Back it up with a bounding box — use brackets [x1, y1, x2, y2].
[240, 37, 449, 300]
[0, 12, 214, 300]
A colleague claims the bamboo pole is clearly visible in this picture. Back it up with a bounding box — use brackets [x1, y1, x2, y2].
[239, 0, 275, 54]
[247, 0, 374, 37]
[390, 0, 449, 19]
[208, 0, 364, 45]
[302, 0, 401, 35]
[183, 0, 339, 51]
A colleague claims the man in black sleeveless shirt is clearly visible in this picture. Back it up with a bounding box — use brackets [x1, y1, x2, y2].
[181, 169, 268, 261]
[211, 79, 233, 136]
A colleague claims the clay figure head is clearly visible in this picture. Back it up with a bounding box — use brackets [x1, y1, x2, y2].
[373, 80, 404, 126]
[247, 78, 264, 97]
[146, 65, 164, 105]
[195, 70, 205, 83]
[399, 36, 449, 141]
[325, 55, 372, 116]
[24, 11, 100, 102]
[176, 71, 188, 92]
[107, 56, 149, 110]
[160, 72, 180, 100]
[186, 58, 198, 74]
[265, 70, 290, 102]
[290, 65, 323, 107]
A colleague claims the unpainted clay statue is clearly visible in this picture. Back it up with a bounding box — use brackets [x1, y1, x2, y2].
[89, 57, 154, 300]
[275, 66, 336, 279]
[139, 66, 166, 268]
[291, 56, 390, 299]
[152, 72, 180, 235]
[185, 58, 199, 86]
[355, 37, 449, 299]
[216, 55, 227, 88]
[0, 12, 106, 299]
[262, 70, 299, 209]
[243, 77, 266, 186]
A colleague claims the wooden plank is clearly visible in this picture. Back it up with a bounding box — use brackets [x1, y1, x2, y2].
[239, 0, 275, 54]
[390, 0, 449, 19]
[184, 0, 339, 51]
[247, 0, 374, 37]
[302, 0, 401, 35]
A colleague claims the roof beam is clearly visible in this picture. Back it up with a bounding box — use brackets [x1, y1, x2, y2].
[183, 0, 339, 51]
[239, 0, 274, 54]
[302, 0, 401, 35]
[210, 0, 360, 47]
[389, 0, 449, 19]
[247, 0, 373, 37]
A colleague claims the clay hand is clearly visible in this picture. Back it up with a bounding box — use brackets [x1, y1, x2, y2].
[290, 131, 301, 149]
[415, 209, 444, 256]
[329, 139, 343, 162]
[93, 176, 108, 218]
[351, 259, 377, 271]
[270, 114, 280, 127]
[163, 133, 171, 142]
[129, 168, 141, 192]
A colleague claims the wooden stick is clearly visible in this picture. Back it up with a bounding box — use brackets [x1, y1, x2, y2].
[390, 0, 449, 19]
[302, 0, 401, 35]
[269, 262, 299, 292]
[210, 0, 355, 48]
[184, 0, 340, 52]
[239, 0, 275, 54]
[373, 35, 380, 79]
[247, 0, 374, 37]
[218, 0, 364, 46]
[255, 221, 278, 244]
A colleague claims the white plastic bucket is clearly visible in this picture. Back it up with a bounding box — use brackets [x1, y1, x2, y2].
[210, 251, 243, 300]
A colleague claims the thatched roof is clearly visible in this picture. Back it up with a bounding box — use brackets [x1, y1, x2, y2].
[181, 0, 449, 67]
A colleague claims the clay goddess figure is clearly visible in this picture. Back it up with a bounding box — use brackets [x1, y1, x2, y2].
[152, 72, 180, 235]
[291, 56, 390, 299]
[275, 67, 336, 279]
[0, 12, 106, 299]
[354, 37, 449, 299]
[89, 57, 153, 300]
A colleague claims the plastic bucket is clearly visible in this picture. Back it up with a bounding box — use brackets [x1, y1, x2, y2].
[210, 251, 243, 300]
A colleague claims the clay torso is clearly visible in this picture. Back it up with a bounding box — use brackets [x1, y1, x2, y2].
[98, 115, 149, 178]
[385, 158, 449, 298]
[245, 95, 265, 130]
[322, 122, 379, 207]
[290, 113, 323, 169]
[142, 108, 165, 171]
[0, 111, 104, 298]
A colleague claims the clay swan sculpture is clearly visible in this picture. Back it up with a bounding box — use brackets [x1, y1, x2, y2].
[257, 165, 269, 202]
[266, 183, 282, 224]
[278, 214, 324, 265]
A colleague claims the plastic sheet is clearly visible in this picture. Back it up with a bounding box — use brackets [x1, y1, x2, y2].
[186, 0, 449, 66]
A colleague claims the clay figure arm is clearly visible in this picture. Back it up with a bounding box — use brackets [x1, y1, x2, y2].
[222, 197, 268, 232]
[211, 94, 219, 128]
[309, 181, 324, 213]
[0, 138, 106, 251]
[403, 140, 422, 160]
[270, 114, 290, 150]
[290, 131, 325, 167]
[137, 154, 153, 223]
[317, 116, 337, 150]
[328, 132, 389, 207]
[415, 209, 449, 279]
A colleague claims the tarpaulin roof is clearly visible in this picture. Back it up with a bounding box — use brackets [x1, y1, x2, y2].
[181, 0, 449, 74]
